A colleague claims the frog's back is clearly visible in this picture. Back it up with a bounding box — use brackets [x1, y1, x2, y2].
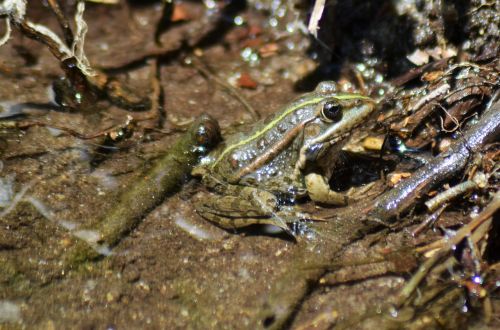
[193, 85, 340, 195]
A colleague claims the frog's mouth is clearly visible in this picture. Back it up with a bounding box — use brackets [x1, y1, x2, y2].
[302, 135, 348, 164]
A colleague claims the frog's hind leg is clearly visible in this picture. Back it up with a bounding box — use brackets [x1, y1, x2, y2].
[199, 209, 293, 232]
[195, 187, 294, 232]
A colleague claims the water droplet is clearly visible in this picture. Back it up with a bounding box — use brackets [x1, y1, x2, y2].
[472, 275, 483, 284]
[269, 17, 278, 27]
[276, 7, 286, 18]
[356, 63, 366, 72]
[203, 0, 216, 9]
[389, 306, 399, 318]
[234, 16, 244, 26]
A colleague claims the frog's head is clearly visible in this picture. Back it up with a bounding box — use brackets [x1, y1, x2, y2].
[297, 82, 376, 170]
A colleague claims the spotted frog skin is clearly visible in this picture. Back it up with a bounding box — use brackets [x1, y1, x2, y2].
[192, 81, 375, 231]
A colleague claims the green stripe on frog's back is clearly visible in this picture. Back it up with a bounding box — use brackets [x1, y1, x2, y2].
[210, 93, 372, 169]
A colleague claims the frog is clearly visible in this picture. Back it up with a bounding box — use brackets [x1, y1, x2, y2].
[191, 81, 376, 232]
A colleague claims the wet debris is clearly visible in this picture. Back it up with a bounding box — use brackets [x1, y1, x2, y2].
[395, 193, 499, 323]
[1, 1, 151, 113]
[367, 58, 499, 220]
[369, 96, 499, 222]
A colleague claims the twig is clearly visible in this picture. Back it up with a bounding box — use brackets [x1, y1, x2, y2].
[0, 18, 11, 46]
[411, 203, 447, 236]
[396, 192, 499, 306]
[11, 1, 95, 77]
[16, 20, 68, 60]
[425, 180, 477, 212]
[308, 0, 325, 38]
[47, 0, 74, 46]
[2, 118, 133, 140]
[368, 99, 500, 222]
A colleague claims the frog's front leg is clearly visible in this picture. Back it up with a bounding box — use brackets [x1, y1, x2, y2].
[304, 173, 348, 205]
[195, 186, 293, 231]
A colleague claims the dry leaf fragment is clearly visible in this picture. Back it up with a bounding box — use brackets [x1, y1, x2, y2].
[388, 172, 412, 186]
[237, 72, 258, 89]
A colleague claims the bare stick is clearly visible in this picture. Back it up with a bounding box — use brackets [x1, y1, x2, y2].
[308, 0, 326, 38]
[367, 100, 500, 222]
[47, 0, 74, 46]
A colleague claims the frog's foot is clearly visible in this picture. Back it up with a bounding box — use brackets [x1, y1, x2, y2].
[305, 173, 348, 206]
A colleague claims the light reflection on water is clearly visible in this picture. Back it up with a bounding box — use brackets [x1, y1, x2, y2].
[26, 196, 111, 256]
[174, 215, 217, 241]
[0, 300, 21, 323]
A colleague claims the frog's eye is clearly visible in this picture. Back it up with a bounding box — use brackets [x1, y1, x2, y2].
[321, 101, 343, 122]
